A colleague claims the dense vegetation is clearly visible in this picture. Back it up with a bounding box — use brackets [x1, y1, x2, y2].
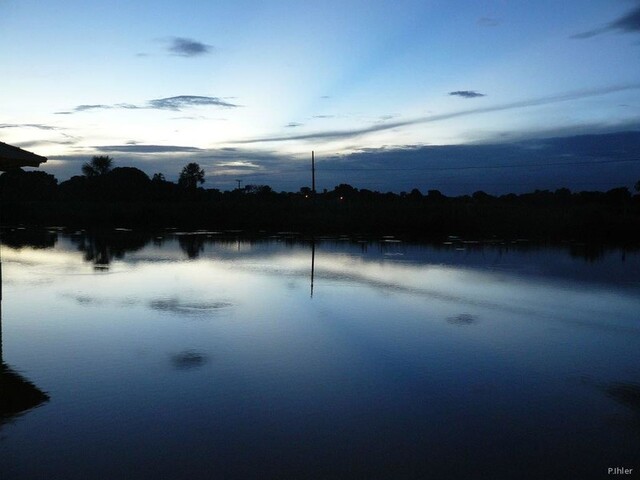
[1, 157, 639, 242]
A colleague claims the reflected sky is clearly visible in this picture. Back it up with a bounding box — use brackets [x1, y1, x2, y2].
[1, 232, 639, 478]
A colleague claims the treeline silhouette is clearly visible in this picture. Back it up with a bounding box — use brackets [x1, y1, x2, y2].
[1, 161, 639, 242]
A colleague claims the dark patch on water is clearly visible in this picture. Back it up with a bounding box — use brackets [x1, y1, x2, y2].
[446, 313, 478, 325]
[606, 382, 640, 414]
[150, 298, 233, 315]
[170, 351, 209, 370]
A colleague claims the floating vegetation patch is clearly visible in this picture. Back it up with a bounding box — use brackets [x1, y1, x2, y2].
[170, 351, 209, 370]
[61, 293, 105, 306]
[149, 298, 233, 316]
[446, 313, 478, 325]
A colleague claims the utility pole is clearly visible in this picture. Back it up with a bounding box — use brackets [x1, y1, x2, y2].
[311, 151, 316, 195]
[235, 179, 242, 190]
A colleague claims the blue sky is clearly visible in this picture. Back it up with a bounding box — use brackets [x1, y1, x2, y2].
[1, 0, 639, 193]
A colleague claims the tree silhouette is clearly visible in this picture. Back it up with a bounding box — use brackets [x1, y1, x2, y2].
[82, 155, 113, 177]
[178, 162, 205, 190]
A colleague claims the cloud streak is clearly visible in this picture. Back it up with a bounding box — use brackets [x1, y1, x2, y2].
[0, 123, 59, 131]
[167, 37, 212, 57]
[235, 84, 640, 144]
[449, 90, 486, 99]
[572, 4, 640, 39]
[148, 96, 237, 110]
[95, 144, 204, 154]
[61, 95, 239, 114]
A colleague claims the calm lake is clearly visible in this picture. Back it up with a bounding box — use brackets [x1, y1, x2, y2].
[1, 229, 639, 479]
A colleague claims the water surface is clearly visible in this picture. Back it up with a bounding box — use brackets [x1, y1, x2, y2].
[1, 230, 639, 479]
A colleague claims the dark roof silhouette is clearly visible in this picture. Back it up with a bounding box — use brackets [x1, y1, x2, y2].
[0, 142, 47, 171]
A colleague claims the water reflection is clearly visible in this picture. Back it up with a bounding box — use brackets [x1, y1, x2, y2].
[3, 228, 637, 283]
[0, 228, 57, 250]
[70, 229, 149, 270]
[0, 229, 639, 478]
[0, 364, 49, 426]
[0, 256, 49, 427]
[170, 350, 209, 370]
[177, 233, 207, 259]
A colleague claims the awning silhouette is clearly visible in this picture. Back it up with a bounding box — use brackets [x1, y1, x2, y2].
[0, 142, 47, 171]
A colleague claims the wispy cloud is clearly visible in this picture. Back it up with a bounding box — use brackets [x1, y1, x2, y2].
[148, 95, 237, 110]
[96, 144, 204, 154]
[74, 104, 113, 112]
[449, 90, 486, 99]
[285, 122, 303, 128]
[0, 123, 59, 130]
[167, 37, 212, 57]
[16, 139, 77, 149]
[572, 4, 640, 39]
[235, 84, 640, 144]
[217, 160, 260, 168]
[61, 95, 239, 114]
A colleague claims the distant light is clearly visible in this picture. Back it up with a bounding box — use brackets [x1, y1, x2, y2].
[305, 194, 309, 198]
[340, 196, 344, 200]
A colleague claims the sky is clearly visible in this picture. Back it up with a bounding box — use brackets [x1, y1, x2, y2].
[1, 0, 639, 194]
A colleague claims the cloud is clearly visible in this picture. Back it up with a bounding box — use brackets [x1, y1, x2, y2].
[167, 37, 212, 57]
[0, 123, 58, 131]
[572, 4, 640, 39]
[62, 95, 239, 114]
[76, 104, 112, 111]
[16, 139, 77, 149]
[96, 144, 204, 154]
[235, 83, 640, 144]
[449, 90, 486, 99]
[148, 95, 238, 110]
[217, 161, 260, 168]
[611, 4, 640, 32]
[285, 122, 303, 128]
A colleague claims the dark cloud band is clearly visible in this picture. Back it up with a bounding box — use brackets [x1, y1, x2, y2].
[572, 4, 640, 39]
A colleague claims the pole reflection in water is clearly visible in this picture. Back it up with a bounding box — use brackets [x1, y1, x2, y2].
[310, 239, 315, 299]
